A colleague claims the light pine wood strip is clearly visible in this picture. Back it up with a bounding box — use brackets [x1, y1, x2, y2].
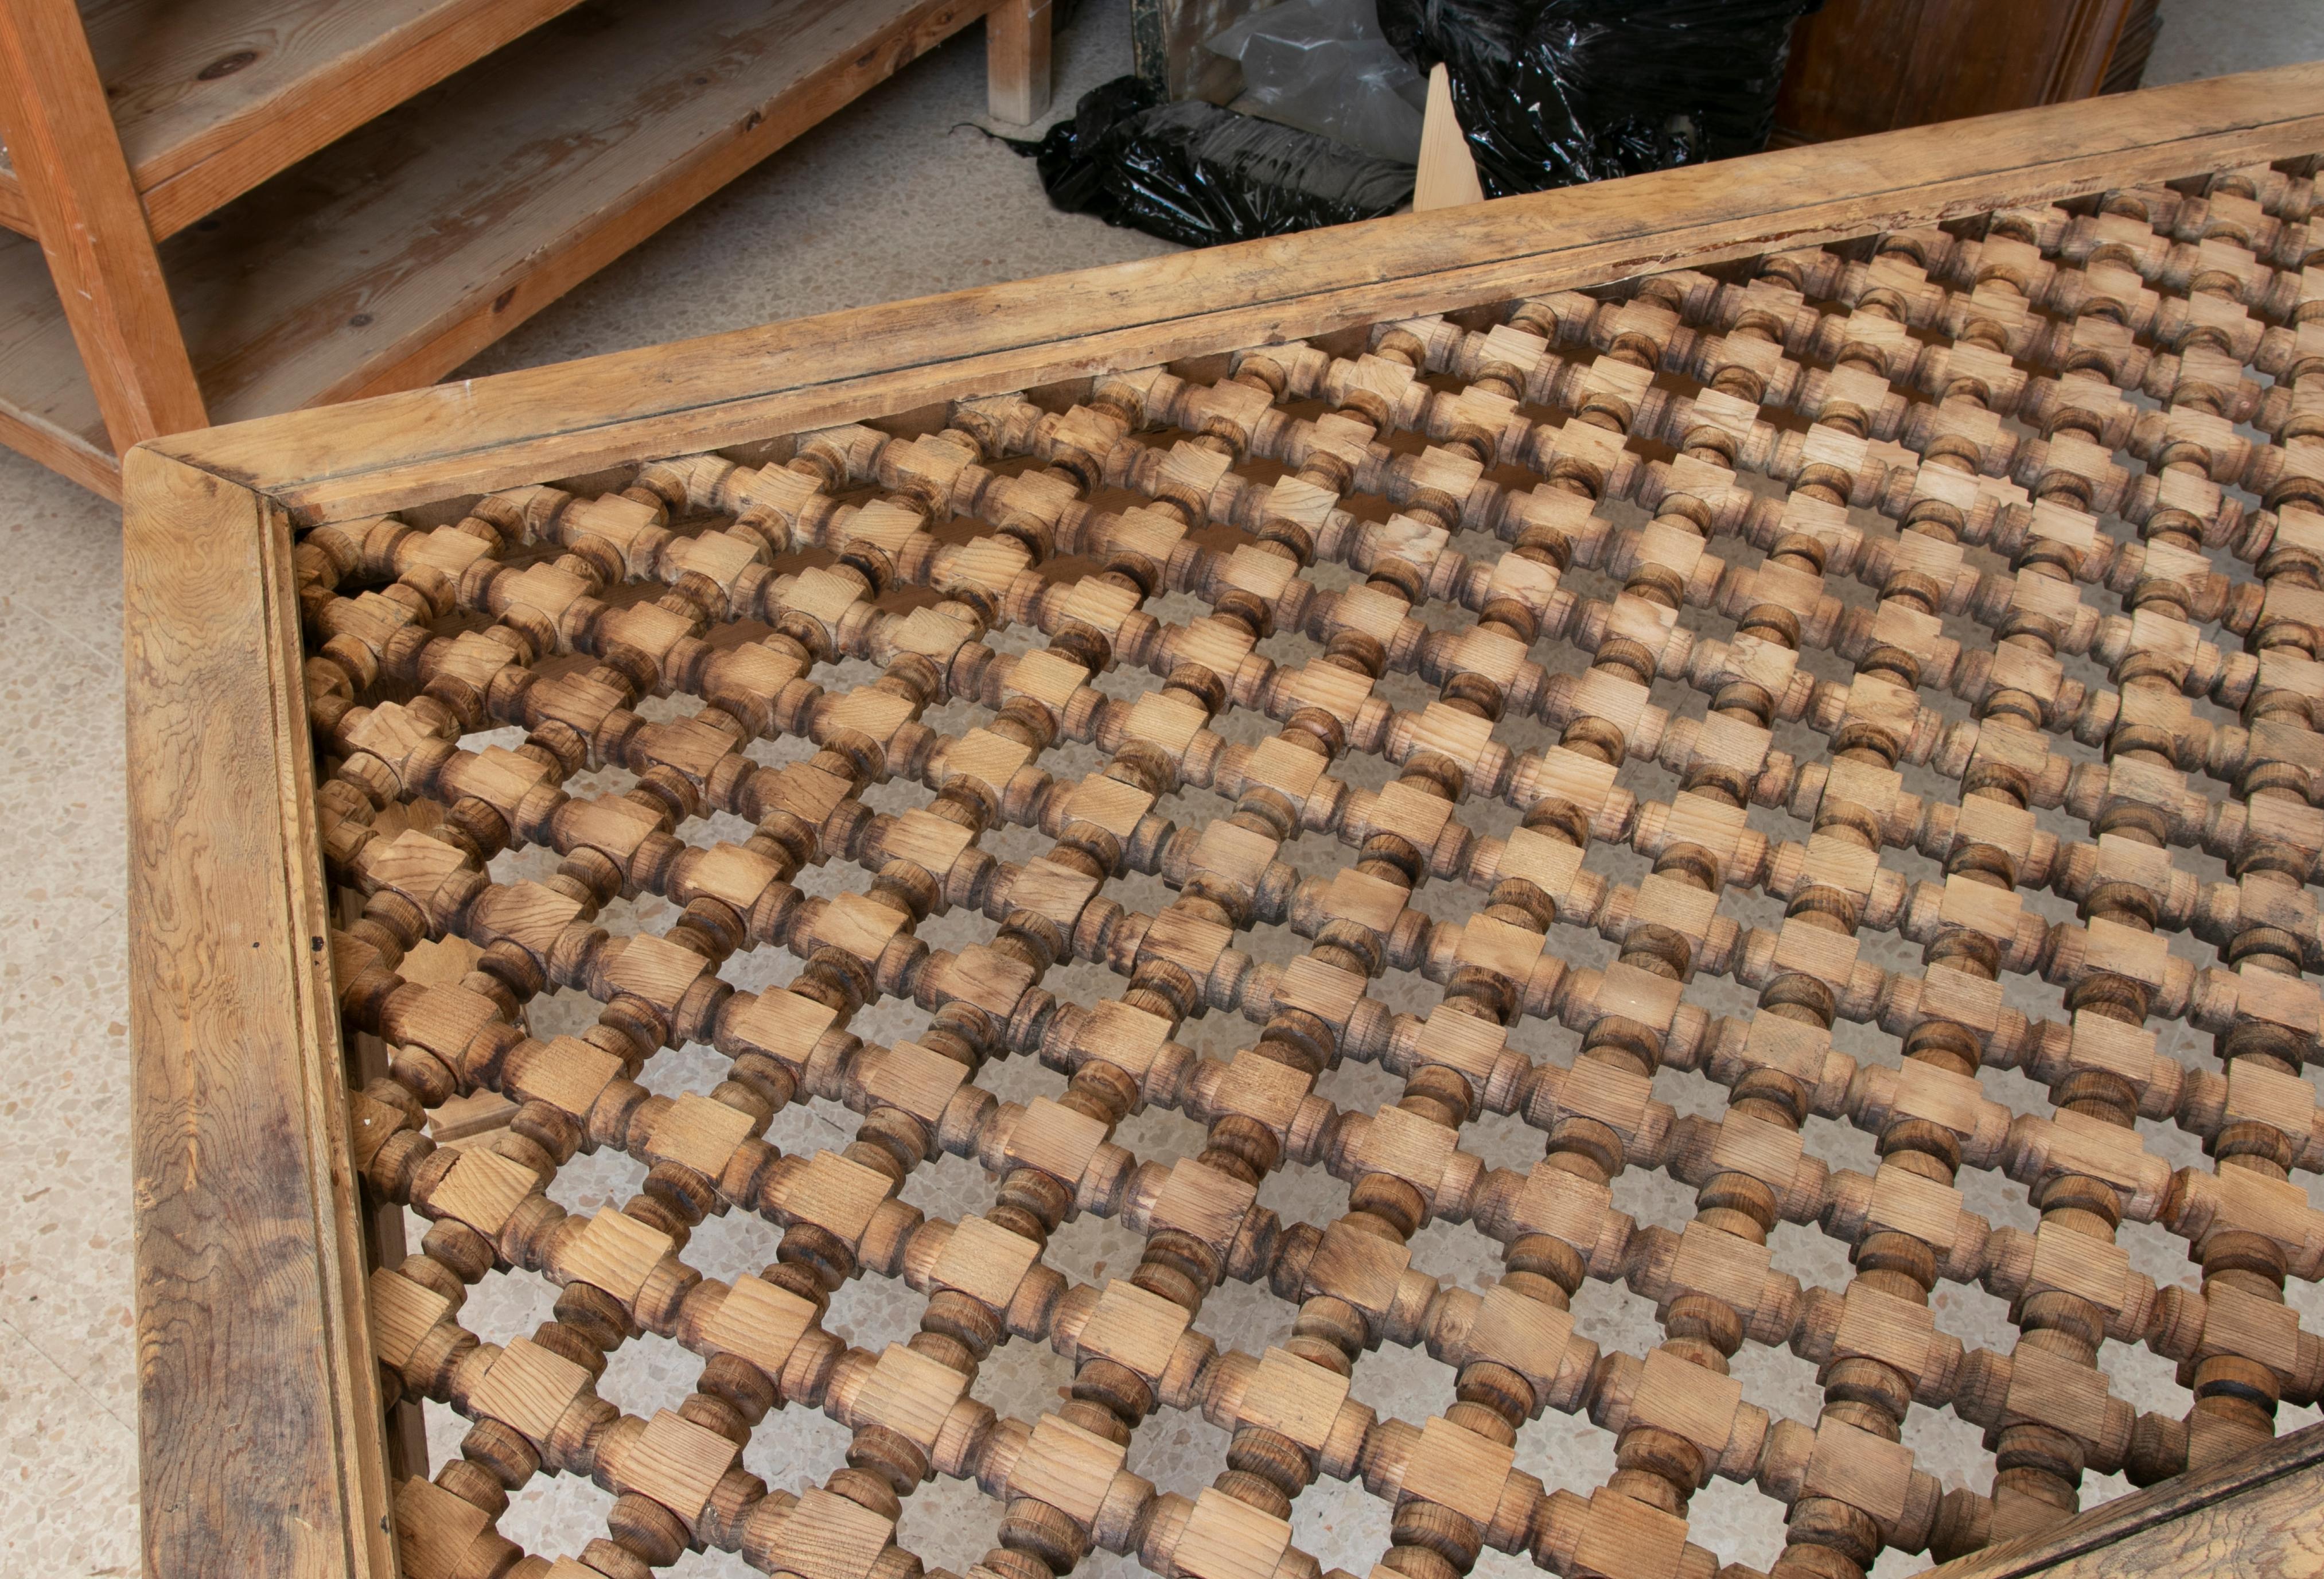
[1924, 1422, 2324, 1577]
[153, 60, 2324, 522]
[126, 448, 394, 1579]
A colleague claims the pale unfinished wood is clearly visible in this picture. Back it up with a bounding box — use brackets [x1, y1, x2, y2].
[126, 446, 393, 1579]
[1414, 61, 1484, 213]
[986, 0, 1053, 125]
[1924, 1423, 2324, 1577]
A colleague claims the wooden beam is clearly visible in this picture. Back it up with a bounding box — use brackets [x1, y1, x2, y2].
[150, 59, 2324, 524]
[986, 0, 1053, 126]
[1925, 1423, 2324, 1577]
[126, 447, 394, 1579]
[0, 0, 205, 450]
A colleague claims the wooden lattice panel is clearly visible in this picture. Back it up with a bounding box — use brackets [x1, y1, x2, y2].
[123, 65, 2324, 1579]
[293, 157, 2324, 1579]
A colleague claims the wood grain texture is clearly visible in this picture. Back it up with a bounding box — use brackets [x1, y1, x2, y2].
[151, 59, 2324, 523]
[75, 0, 588, 240]
[0, 0, 205, 450]
[249, 143, 2324, 1571]
[0, 375, 124, 497]
[1414, 62, 1484, 212]
[986, 0, 1053, 126]
[126, 448, 392, 1579]
[0, 0, 590, 241]
[1925, 1424, 2324, 1577]
[1774, 0, 2136, 145]
[0, 0, 990, 468]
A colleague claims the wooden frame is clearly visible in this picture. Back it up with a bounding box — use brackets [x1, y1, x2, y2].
[125, 61, 2324, 1578]
[0, 0, 1052, 499]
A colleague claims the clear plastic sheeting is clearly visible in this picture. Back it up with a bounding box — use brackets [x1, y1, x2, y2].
[1204, 0, 1429, 164]
[1377, 0, 1818, 197]
[1015, 76, 1416, 248]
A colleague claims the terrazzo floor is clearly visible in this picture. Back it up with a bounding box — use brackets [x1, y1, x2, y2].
[7, 2, 2324, 1574]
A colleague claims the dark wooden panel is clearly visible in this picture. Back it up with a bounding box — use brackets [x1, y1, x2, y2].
[1776, 0, 2135, 145]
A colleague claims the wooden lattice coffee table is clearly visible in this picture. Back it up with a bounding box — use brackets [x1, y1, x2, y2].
[126, 62, 2324, 1579]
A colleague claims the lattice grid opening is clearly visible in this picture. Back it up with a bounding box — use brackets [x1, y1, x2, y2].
[310, 155, 2324, 1579]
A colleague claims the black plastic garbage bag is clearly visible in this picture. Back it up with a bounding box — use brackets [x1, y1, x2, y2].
[1016, 76, 1416, 248]
[1377, 0, 1818, 198]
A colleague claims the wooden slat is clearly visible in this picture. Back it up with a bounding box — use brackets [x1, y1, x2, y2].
[0, 0, 990, 462]
[1924, 1424, 2324, 1578]
[0, 219, 126, 495]
[126, 448, 393, 1579]
[0, 381, 123, 498]
[151, 58, 2324, 523]
[88, 0, 589, 240]
[0, 0, 590, 240]
[279, 0, 991, 413]
[0, 0, 205, 451]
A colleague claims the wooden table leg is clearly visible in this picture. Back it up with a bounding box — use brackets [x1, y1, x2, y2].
[987, 0, 1053, 126]
[0, 0, 205, 456]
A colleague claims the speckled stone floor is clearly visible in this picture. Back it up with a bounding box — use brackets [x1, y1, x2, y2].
[7, 3, 2324, 1575]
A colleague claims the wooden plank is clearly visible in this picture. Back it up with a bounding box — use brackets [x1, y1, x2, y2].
[126, 446, 393, 1579]
[0, 160, 25, 236]
[83, 0, 586, 240]
[291, 0, 987, 413]
[986, 0, 1053, 126]
[0, 0, 988, 462]
[1414, 62, 1484, 212]
[1924, 1422, 2324, 1578]
[0, 0, 205, 450]
[0, 0, 590, 242]
[149, 59, 2324, 522]
[0, 382, 122, 498]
